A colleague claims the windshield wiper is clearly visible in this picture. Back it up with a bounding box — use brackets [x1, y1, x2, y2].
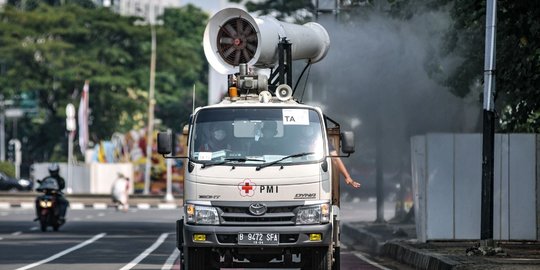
[201, 157, 265, 169]
[255, 152, 315, 171]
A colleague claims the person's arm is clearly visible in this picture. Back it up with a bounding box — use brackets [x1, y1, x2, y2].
[58, 177, 66, 190]
[330, 150, 361, 188]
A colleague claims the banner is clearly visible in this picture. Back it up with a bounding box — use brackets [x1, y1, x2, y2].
[78, 80, 89, 155]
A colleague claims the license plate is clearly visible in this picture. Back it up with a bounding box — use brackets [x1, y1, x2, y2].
[238, 232, 279, 245]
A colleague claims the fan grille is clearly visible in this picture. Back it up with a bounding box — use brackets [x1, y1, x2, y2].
[217, 17, 258, 67]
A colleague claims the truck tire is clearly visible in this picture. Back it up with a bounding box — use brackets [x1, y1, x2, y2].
[305, 247, 332, 270]
[186, 248, 218, 270]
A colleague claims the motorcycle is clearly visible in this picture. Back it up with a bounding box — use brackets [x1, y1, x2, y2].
[35, 177, 66, 232]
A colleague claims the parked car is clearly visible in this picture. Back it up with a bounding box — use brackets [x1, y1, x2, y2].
[0, 172, 33, 191]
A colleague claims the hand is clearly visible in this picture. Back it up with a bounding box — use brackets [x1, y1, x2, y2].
[345, 177, 361, 188]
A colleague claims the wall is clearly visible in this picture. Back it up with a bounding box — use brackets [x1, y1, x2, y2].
[411, 133, 538, 241]
[32, 163, 133, 194]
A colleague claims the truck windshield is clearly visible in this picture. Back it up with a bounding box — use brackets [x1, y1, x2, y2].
[190, 107, 325, 165]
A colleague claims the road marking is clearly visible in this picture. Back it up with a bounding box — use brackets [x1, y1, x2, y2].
[20, 202, 34, 209]
[98, 212, 105, 217]
[29, 227, 38, 231]
[342, 244, 391, 270]
[158, 203, 177, 209]
[70, 203, 84, 209]
[93, 203, 107, 209]
[161, 248, 180, 270]
[120, 233, 169, 270]
[14, 233, 106, 270]
[0, 237, 3, 240]
[137, 203, 151, 209]
[0, 202, 9, 209]
[12, 231, 22, 236]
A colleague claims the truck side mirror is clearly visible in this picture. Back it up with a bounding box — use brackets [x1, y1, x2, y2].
[157, 132, 172, 155]
[341, 131, 355, 154]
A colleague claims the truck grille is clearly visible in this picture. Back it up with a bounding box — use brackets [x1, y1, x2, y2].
[212, 201, 303, 226]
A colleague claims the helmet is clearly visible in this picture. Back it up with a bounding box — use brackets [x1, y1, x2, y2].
[48, 163, 60, 176]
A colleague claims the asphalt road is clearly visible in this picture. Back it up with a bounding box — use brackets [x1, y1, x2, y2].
[0, 202, 400, 270]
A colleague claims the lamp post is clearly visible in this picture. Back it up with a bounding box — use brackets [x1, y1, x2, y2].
[66, 103, 76, 194]
[143, 18, 157, 195]
[480, 0, 497, 248]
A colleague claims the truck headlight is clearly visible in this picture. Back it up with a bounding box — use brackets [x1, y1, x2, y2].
[296, 203, 330, 225]
[185, 204, 220, 225]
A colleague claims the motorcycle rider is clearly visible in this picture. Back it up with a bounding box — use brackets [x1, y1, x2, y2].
[37, 164, 69, 223]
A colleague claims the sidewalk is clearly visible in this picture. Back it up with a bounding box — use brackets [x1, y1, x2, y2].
[0, 192, 182, 209]
[342, 221, 540, 270]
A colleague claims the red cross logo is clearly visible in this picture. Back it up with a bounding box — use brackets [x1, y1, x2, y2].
[238, 179, 256, 197]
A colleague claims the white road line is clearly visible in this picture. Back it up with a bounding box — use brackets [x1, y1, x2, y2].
[14, 233, 106, 270]
[161, 248, 180, 270]
[20, 202, 34, 209]
[120, 233, 169, 270]
[29, 227, 39, 231]
[342, 244, 391, 270]
[157, 204, 177, 210]
[137, 203, 151, 209]
[0, 237, 4, 240]
[70, 203, 85, 210]
[93, 203, 108, 209]
[12, 231, 22, 236]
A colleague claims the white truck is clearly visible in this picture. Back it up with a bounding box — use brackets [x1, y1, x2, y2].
[157, 8, 355, 270]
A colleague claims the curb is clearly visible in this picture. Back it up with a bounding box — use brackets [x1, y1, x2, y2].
[342, 222, 462, 270]
[0, 202, 180, 210]
[342, 222, 385, 254]
[382, 241, 461, 270]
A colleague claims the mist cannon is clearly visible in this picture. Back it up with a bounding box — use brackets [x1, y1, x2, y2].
[204, 8, 330, 74]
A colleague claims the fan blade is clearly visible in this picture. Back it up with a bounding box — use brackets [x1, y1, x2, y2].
[236, 19, 243, 35]
[219, 37, 234, 45]
[222, 46, 236, 58]
[246, 34, 257, 42]
[234, 50, 241, 65]
[246, 43, 257, 53]
[224, 23, 237, 36]
[242, 49, 250, 62]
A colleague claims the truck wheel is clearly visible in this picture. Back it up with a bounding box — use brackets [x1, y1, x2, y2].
[307, 247, 332, 270]
[186, 248, 218, 270]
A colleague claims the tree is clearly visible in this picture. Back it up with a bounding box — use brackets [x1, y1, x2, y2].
[154, 5, 209, 131]
[229, 0, 314, 22]
[0, 2, 209, 166]
[441, 0, 540, 132]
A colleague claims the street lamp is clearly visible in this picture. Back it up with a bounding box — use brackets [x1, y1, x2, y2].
[142, 3, 159, 195]
[66, 103, 76, 194]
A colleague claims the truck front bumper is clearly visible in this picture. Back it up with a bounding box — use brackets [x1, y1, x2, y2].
[179, 221, 332, 248]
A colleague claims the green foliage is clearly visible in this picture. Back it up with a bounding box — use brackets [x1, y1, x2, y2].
[0, 2, 209, 162]
[440, 0, 540, 132]
[155, 6, 209, 131]
[0, 162, 15, 177]
[240, 0, 315, 23]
